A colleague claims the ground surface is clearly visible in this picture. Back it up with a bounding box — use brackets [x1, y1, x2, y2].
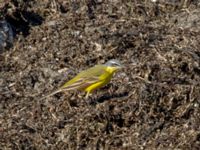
[1, 0, 200, 149]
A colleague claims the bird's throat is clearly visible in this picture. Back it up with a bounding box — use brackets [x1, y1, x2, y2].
[106, 66, 118, 74]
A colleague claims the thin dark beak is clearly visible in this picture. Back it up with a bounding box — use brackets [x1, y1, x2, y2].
[119, 64, 124, 68]
[116, 66, 123, 70]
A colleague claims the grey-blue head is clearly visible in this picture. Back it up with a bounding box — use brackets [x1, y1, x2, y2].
[104, 59, 123, 68]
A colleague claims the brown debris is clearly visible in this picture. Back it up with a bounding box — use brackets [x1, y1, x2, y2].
[1, 0, 200, 149]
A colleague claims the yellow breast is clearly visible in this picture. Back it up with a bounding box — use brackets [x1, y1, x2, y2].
[84, 66, 116, 93]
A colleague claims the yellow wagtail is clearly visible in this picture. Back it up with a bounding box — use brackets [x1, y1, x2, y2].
[41, 59, 123, 99]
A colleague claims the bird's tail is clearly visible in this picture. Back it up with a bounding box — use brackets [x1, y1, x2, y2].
[40, 88, 63, 100]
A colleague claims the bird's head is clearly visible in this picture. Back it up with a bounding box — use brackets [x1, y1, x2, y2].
[104, 59, 123, 72]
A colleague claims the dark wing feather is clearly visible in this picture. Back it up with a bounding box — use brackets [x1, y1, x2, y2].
[61, 76, 100, 91]
[61, 65, 107, 89]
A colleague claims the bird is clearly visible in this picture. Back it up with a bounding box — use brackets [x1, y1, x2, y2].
[40, 59, 123, 100]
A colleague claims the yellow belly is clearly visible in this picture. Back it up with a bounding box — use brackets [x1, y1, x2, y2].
[84, 74, 112, 93]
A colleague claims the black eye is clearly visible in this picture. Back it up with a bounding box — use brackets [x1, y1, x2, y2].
[111, 63, 119, 67]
